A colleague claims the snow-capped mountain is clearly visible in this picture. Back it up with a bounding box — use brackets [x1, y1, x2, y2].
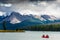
[1, 12, 35, 24]
[0, 11, 60, 30]
[33, 14, 57, 21]
[41, 15, 56, 21]
[0, 11, 59, 25]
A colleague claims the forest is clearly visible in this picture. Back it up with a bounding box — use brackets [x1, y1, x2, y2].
[22, 24, 60, 31]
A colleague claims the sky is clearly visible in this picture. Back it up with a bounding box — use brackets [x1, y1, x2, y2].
[0, 0, 60, 18]
[0, 3, 12, 16]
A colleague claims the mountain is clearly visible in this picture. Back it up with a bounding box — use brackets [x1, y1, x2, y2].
[0, 15, 9, 21]
[1, 12, 35, 24]
[3, 18, 43, 30]
[0, 11, 60, 30]
[19, 18, 43, 27]
[0, 16, 4, 21]
[40, 15, 58, 24]
[0, 12, 42, 30]
[1, 11, 60, 24]
[32, 14, 57, 24]
[1, 12, 60, 24]
[41, 15, 56, 21]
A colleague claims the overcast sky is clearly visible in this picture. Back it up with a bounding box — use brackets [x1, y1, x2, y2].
[0, 0, 58, 3]
[11, 0, 60, 18]
[0, 0, 60, 18]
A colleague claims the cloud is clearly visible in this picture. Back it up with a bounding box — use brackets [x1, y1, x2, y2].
[0, 3, 12, 16]
[0, 0, 56, 3]
[0, 0, 60, 18]
[56, 0, 60, 2]
[0, 0, 28, 3]
[11, 1, 60, 18]
[0, 3, 12, 7]
[0, 11, 6, 16]
[3, 4, 12, 7]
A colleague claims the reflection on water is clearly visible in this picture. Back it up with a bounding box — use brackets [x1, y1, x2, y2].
[0, 31, 60, 40]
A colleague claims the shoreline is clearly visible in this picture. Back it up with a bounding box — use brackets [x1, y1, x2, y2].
[0, 30, 25, 32]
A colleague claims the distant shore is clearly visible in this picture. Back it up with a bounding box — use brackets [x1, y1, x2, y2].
[0, 30, 25, 32]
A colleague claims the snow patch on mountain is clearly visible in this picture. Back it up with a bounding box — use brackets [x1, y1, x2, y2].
[10, 17, 21, 24]
[41, 15, 56, 21]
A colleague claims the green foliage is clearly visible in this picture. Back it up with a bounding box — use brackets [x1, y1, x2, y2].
[24, 24, 60, 31]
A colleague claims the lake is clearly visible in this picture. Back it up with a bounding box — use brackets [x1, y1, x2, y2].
[0, 31, 60, 40]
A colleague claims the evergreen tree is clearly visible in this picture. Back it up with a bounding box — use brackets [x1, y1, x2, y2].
[3, 21, 6, 30]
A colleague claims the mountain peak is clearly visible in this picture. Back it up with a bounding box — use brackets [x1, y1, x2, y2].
[41, 14, 56, 21]
[2, 11, 36, 24]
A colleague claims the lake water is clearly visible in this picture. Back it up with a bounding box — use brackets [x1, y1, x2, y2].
[0, 31, 60, 40]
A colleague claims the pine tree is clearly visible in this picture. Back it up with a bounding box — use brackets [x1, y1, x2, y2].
[3, 21, 6, 30]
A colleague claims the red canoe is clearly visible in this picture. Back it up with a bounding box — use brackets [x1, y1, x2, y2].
[42, 35, 49, 38]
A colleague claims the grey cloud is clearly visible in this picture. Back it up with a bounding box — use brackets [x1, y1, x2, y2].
[0, 5, 12, 16]
[0, 0, 56, 3]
